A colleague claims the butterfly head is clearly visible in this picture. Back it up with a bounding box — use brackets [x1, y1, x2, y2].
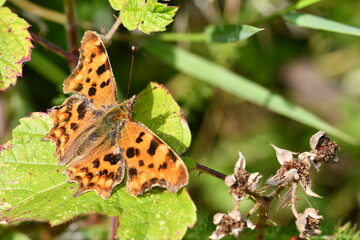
[103, 95, 136, 124]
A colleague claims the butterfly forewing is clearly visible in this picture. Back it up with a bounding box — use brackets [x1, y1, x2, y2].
[63, 31, 119, 110]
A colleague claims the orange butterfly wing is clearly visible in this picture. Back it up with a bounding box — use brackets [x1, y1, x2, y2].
[63, 31, 119, 109]
[119, 120, 189, 196]
[65, 143, 126, 199]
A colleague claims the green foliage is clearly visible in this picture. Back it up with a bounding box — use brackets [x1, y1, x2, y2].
[1, 0, 360, 239]
[0, 7, 32, 91]
[205, 25, 264, 43]
[0, 83, 196, 239]
[142, 40, 355, 144]
[284, 12, 360, 37]
[109, 0, 178, 34]
[134, 82, 192, 153]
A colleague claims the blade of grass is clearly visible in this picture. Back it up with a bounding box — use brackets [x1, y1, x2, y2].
[143, 40, 357, 144]
[250, 0, 323, 25]
[27, 50, 67, 87]
[284, 12, 360, 37]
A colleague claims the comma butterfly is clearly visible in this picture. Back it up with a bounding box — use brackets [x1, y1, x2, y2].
[44, 31, 189, 199]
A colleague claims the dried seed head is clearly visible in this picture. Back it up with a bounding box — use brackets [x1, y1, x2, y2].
[310, 131, 339, 168]
[295, 208, 323, 238]
[225, 152, 262, 200]
[269, 143, 298, 165]
[210, 209, 255, 240]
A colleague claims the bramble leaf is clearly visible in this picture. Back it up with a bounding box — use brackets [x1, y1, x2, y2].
[109, 0, 178, 34]
[0, 7, 32, 91]
[205, 25, 264, 43]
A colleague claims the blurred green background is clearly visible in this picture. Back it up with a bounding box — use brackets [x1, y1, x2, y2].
[1, 0, 360, 239]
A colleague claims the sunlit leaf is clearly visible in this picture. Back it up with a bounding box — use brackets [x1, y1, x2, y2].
[0, 7, 32, 91]
[109, 0, 177, 34]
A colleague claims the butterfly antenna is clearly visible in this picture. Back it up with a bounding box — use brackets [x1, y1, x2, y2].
[126, 46, 136, 98]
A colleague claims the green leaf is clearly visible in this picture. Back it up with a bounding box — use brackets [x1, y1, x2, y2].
[205, 25, 263, 43]
[0, 7, 32, 91]
[0, 85, 196, 239]
[109, 0, 178, 34]
[109, 0, 126, 10]
[133, 82, 191, 154]
[143, 41, 357, 144]
[284, 12, 360, 37]
[0, 0, 6, 7]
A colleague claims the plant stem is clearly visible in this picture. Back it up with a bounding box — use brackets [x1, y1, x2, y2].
[196, 163, 227, 180]
[106, 15, 122, 43]
[64, 0, 78, 70]
[10, 0, 93, 29]
[30, 32, 78, 64]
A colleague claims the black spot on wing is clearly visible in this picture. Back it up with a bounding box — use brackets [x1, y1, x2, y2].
[77, 101, 87, 120]
[128, 167, 137, 179]
[148, 163, 154, 169]
[88, 87, 97, 96]
[100, 79, 110, 88]
[86, 172, 93, 178]
[86, 78, 91, 83]
[70, 123, 78, 131]
[97, 43, 106, 53]
[126, 147, 135, 158]
[136, 132, 145, 143]
[138, 160, 144, 166]
[75, 83, 83, 92]
[167, 150, 178, 163]
[104, 153, 121, 165]
[99, 169, 108, 176]
[147, 139, 159, 156]
[158, 162, 168, 170]
[96, 63, 107, 75]
[92, 159, 100, 168]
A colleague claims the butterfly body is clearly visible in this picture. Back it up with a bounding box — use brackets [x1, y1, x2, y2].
[44, 31, 189, 199]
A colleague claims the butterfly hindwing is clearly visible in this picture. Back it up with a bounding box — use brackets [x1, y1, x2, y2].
[65, 143, 126, 199]
[119, 120, 189, 196]
[44, 95, 101, 165]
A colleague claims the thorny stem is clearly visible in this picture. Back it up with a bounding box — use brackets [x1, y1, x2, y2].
[30, 32, 78, 64]
[291, 183, 300, 218]
[105, 15, 122, 43]
[64, 0, 78, 69]
[108, 216, 118, 240]
[196, 163, 226, 180]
